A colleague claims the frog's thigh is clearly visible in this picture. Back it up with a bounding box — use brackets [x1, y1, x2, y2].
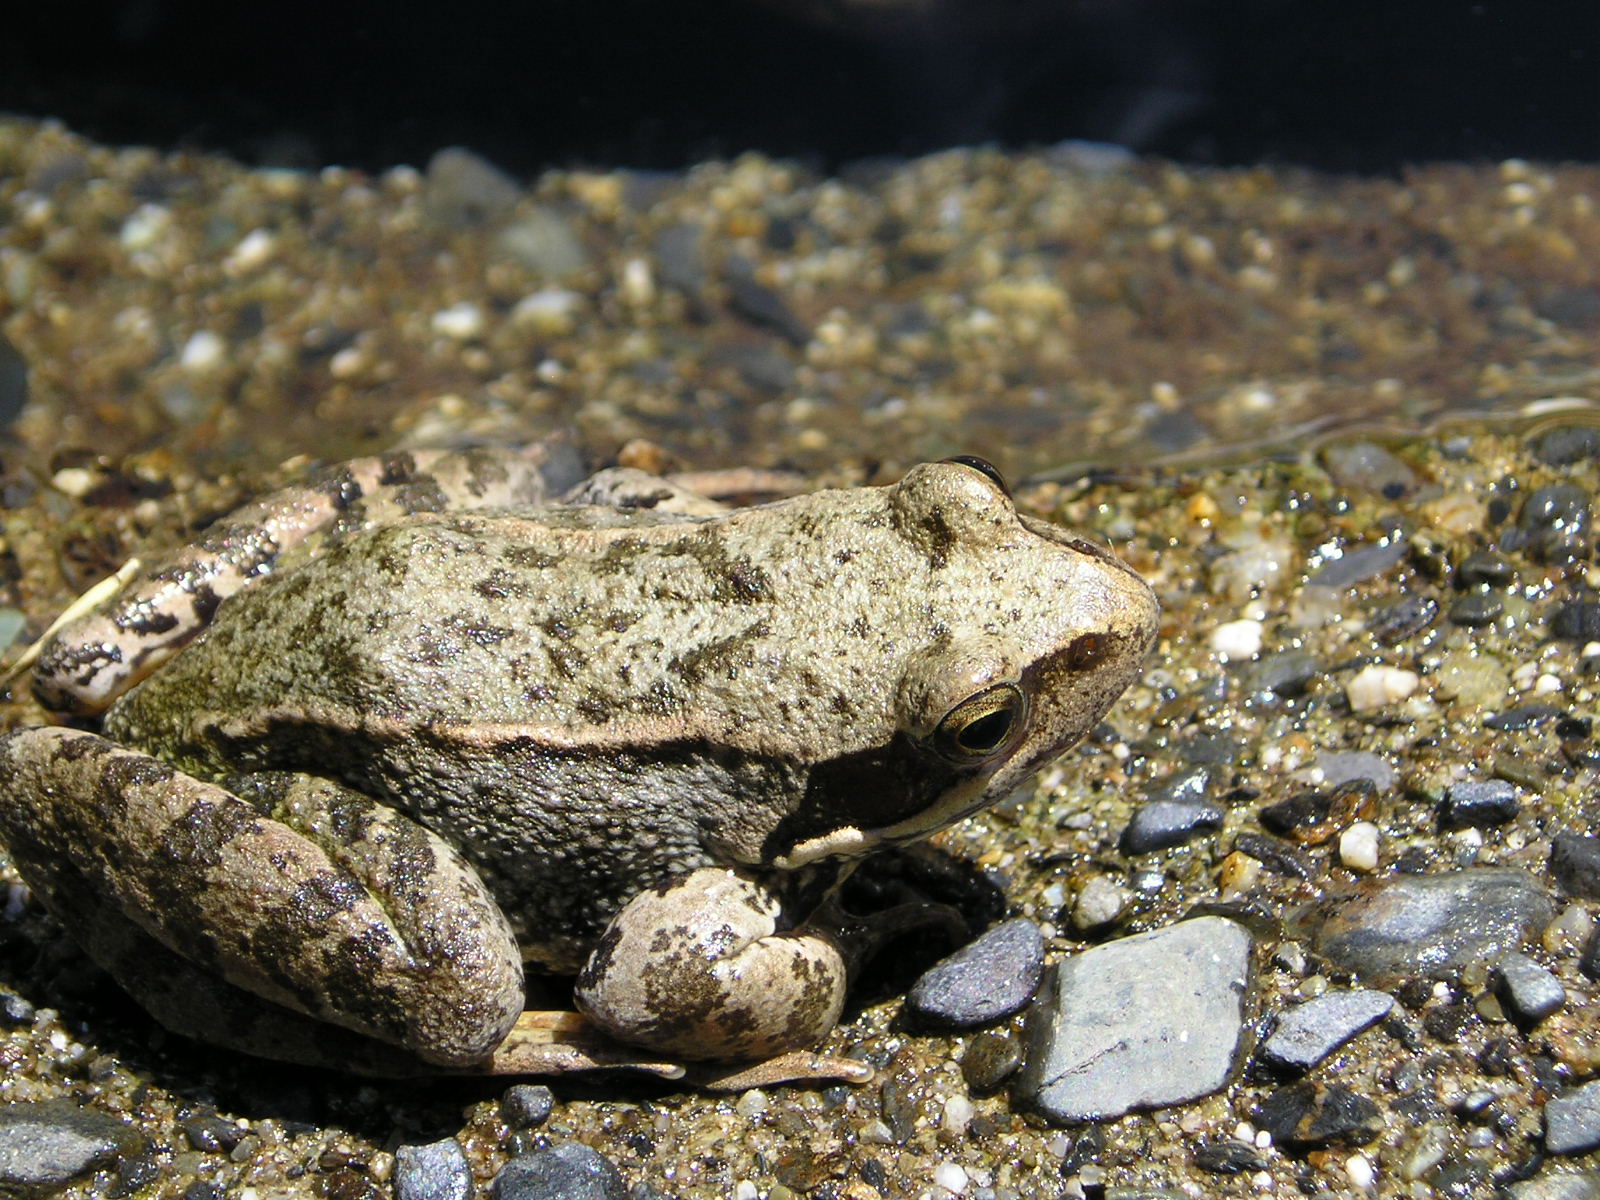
[572, 867, 848, 1061]
[0, 728, 524, 1068]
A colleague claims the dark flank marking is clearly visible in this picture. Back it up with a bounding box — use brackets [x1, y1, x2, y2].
[473, 568, 528, 600]
[1065, 631, 1109, 670]
[378, 453, 420, 486]
[669, 625, 765, 685]
[319, 467, 367, 510]
[114, 602, 181, 637]
[576, 925, 623, 990]
[189, 582, 223, 625]
[452, 617, 516, 648]
[834, 547, 856, 564]
[604, 610, 638, 633]
[614, 485, 675, 510]
[538, 617, 577, 641]
[158, 796, 261, 870]
[575, 693, 614, 725]
[919, 506, 957, 570]
[715, 557, 772, 604]
[503, 545, 559, 569]
[847, 615, 871, 638]
[55, 731, 116, 762]
[389, 479, 451, 515]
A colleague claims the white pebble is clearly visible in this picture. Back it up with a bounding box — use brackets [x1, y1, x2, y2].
[933, 1162, 969, 1194]
[621, 257, 655, 306]
[1535, 672, 1563, 695]
[734, 1088, 767, 1118]
[1211, 618, 1263, 661]
[119, 204, 171, 252]
[1345, 664, 1419, 712]
[511, 287, 581, 333]
[731, 1183, 758, 1200]
[225, 228, 277, 274]
[942, 1093, 974, 1138]
[180, 330, 226, 371]
[431, 302, 485, 340]
[1339, 821, 1381, 872]
[1345, 1152, 1376, 1189]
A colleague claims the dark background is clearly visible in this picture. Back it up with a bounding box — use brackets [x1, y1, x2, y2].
[1, 0, 1595, 174]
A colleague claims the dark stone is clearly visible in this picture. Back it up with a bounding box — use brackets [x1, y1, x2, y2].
[1522, 484, 1591, 533]
[1371, 595, 1439, 644]
[1449, 592, 1505, 627]
[1233, 832, 1315, 880]
[1193, 1140, 1269, 1175]
[501, 1085, 555, 1130]
[1320, 442, 1417, 499]
[1458, 550, 1516, 586]
[725, 260, 810, 346]
[1533, 425, 1600, 467]
[1494, 952, 1567, 1024]
[490, 1144, 627, 1200]
[1439, 779, 1520, 830]
[1254, 1082, 1384, 1147]
[1551, 834, 1600, 900]
[1259, 789, 1333, 842]
[1581, 926, 1600, 981]
[179, 1114, 244, 1154]
[1121, 798, 1224, 854]
[395, 1137, 475, 1200]
[0, 332, 27, 431]
[1249, 651, 1321, 698]
[1505, 1168, 1600, 1199]
[1485, 705, 1563, 731]
[959, 1032, 1023, 1096]
[1423, 1003, 1475, 1043]
[905, 918, 1044, 1029]
[1311, 869, 1554, 985]
[1259, 989, 1394, 1071]
[1553, 602, 1600, 641]
[0, 992, 35, 1026]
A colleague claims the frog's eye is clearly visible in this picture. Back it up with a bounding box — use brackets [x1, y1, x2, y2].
[933, 683, 1028, 764]
[941, 455, 1009, 497]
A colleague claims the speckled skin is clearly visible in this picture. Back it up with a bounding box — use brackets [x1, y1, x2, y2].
[0, 448, 1158, 1074]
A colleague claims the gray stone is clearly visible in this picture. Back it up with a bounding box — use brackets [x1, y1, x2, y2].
[1316, 750, 1397, 791]
[0, 1100, 137, 1193]
[906, 918, 1044, 1029]
[1493, 952, 1567, 1023]
[1259, 988, 1394, 1070]
[495, 209, 590, 277]
[500, 1084, 554, 1130]
[1120, 799, 1224, 854]
[1016, 916, 1252, 1123]
[491, 1143, 626, 1200]
[394, 1137, 475, 1200]
[1548, 1080, 1600, 1156]
[1507, 1170, 1600, 1200]
[1440, 779, 1519, 829]
[1310, 868, 1554, 985]
[424, 147, 521, 228]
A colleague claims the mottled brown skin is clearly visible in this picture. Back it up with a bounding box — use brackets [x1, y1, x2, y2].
[0, 449, 1158, 1076]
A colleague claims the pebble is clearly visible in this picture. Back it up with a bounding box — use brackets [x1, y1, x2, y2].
[1339, 822, 1381, 871]
[1457, 550, 1517, 586]
[1311, 868, 1554, 985]
[1345, 664, 1420, 712]
[1506, 1170, 1600, 1199]
[1547, 1080, 1600, 1156]
[1553, 602, 1600, 641]
[494, 209, 590, 277]
[1320, 442, 1417, 498]
[490, 1143, 627, 1200]
[1307, 537, 1409, 588]
[905, 918, 1045, 1029]
[432, 302, 487, 340]
[1210, 618, 1263, 660]
[1492, 952, 1566, 1023]
[1450, 591, 1505, 626]
[1439, 779, 1520, 830]
[1071, 874, 1129, 931]
[1317, 750, 1397, 791]
[1258, 988, 1394, 1071]
[1248, 650, 1321, 698]
[1016, 917, 1252, 1122]
[0, 1100, 138, 1193]
[394, 1137, 475, 1200]
[1120, 798, 1225, 854]
[960, 1033, 1024, 1096]
[1551, 833, 1600, 900]
[501, 1084, 555, 1129]
[0, 330, 28, 428]
[1254, 1081, 1384, 1147]
[1371, 595, 1439, 644]
[424, 146, 521, 227]
[1534, 425, 1600, 466]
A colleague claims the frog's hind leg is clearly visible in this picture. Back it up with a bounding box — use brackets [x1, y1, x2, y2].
[29, 441, 587, 716]
[0, 727, 527, 1069]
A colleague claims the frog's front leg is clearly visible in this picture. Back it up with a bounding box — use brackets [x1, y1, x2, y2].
[0, 727, 526, 1068]
[573, 867, 851, 1062]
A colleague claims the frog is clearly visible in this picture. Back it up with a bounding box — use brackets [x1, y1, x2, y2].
[0, 443, 1158, 1086]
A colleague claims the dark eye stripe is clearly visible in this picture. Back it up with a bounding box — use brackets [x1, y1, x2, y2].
[941, 455, 1009, 497]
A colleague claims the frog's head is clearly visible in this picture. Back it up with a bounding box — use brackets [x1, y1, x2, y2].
[770, 457, 1158, 868]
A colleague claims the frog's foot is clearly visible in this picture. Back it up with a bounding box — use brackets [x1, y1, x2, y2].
[482, 1013, 874, 1089]
[30, 442, 587, 715]
[573, 867, 852, 1065]
[0, 728, 527, 1069]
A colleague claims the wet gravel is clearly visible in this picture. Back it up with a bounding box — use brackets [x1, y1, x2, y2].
[1, 119, 1599, 1198]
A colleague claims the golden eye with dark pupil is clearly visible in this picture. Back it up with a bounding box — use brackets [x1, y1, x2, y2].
[941, 455, 1009, 497]
[933, 683, 1027, 763]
